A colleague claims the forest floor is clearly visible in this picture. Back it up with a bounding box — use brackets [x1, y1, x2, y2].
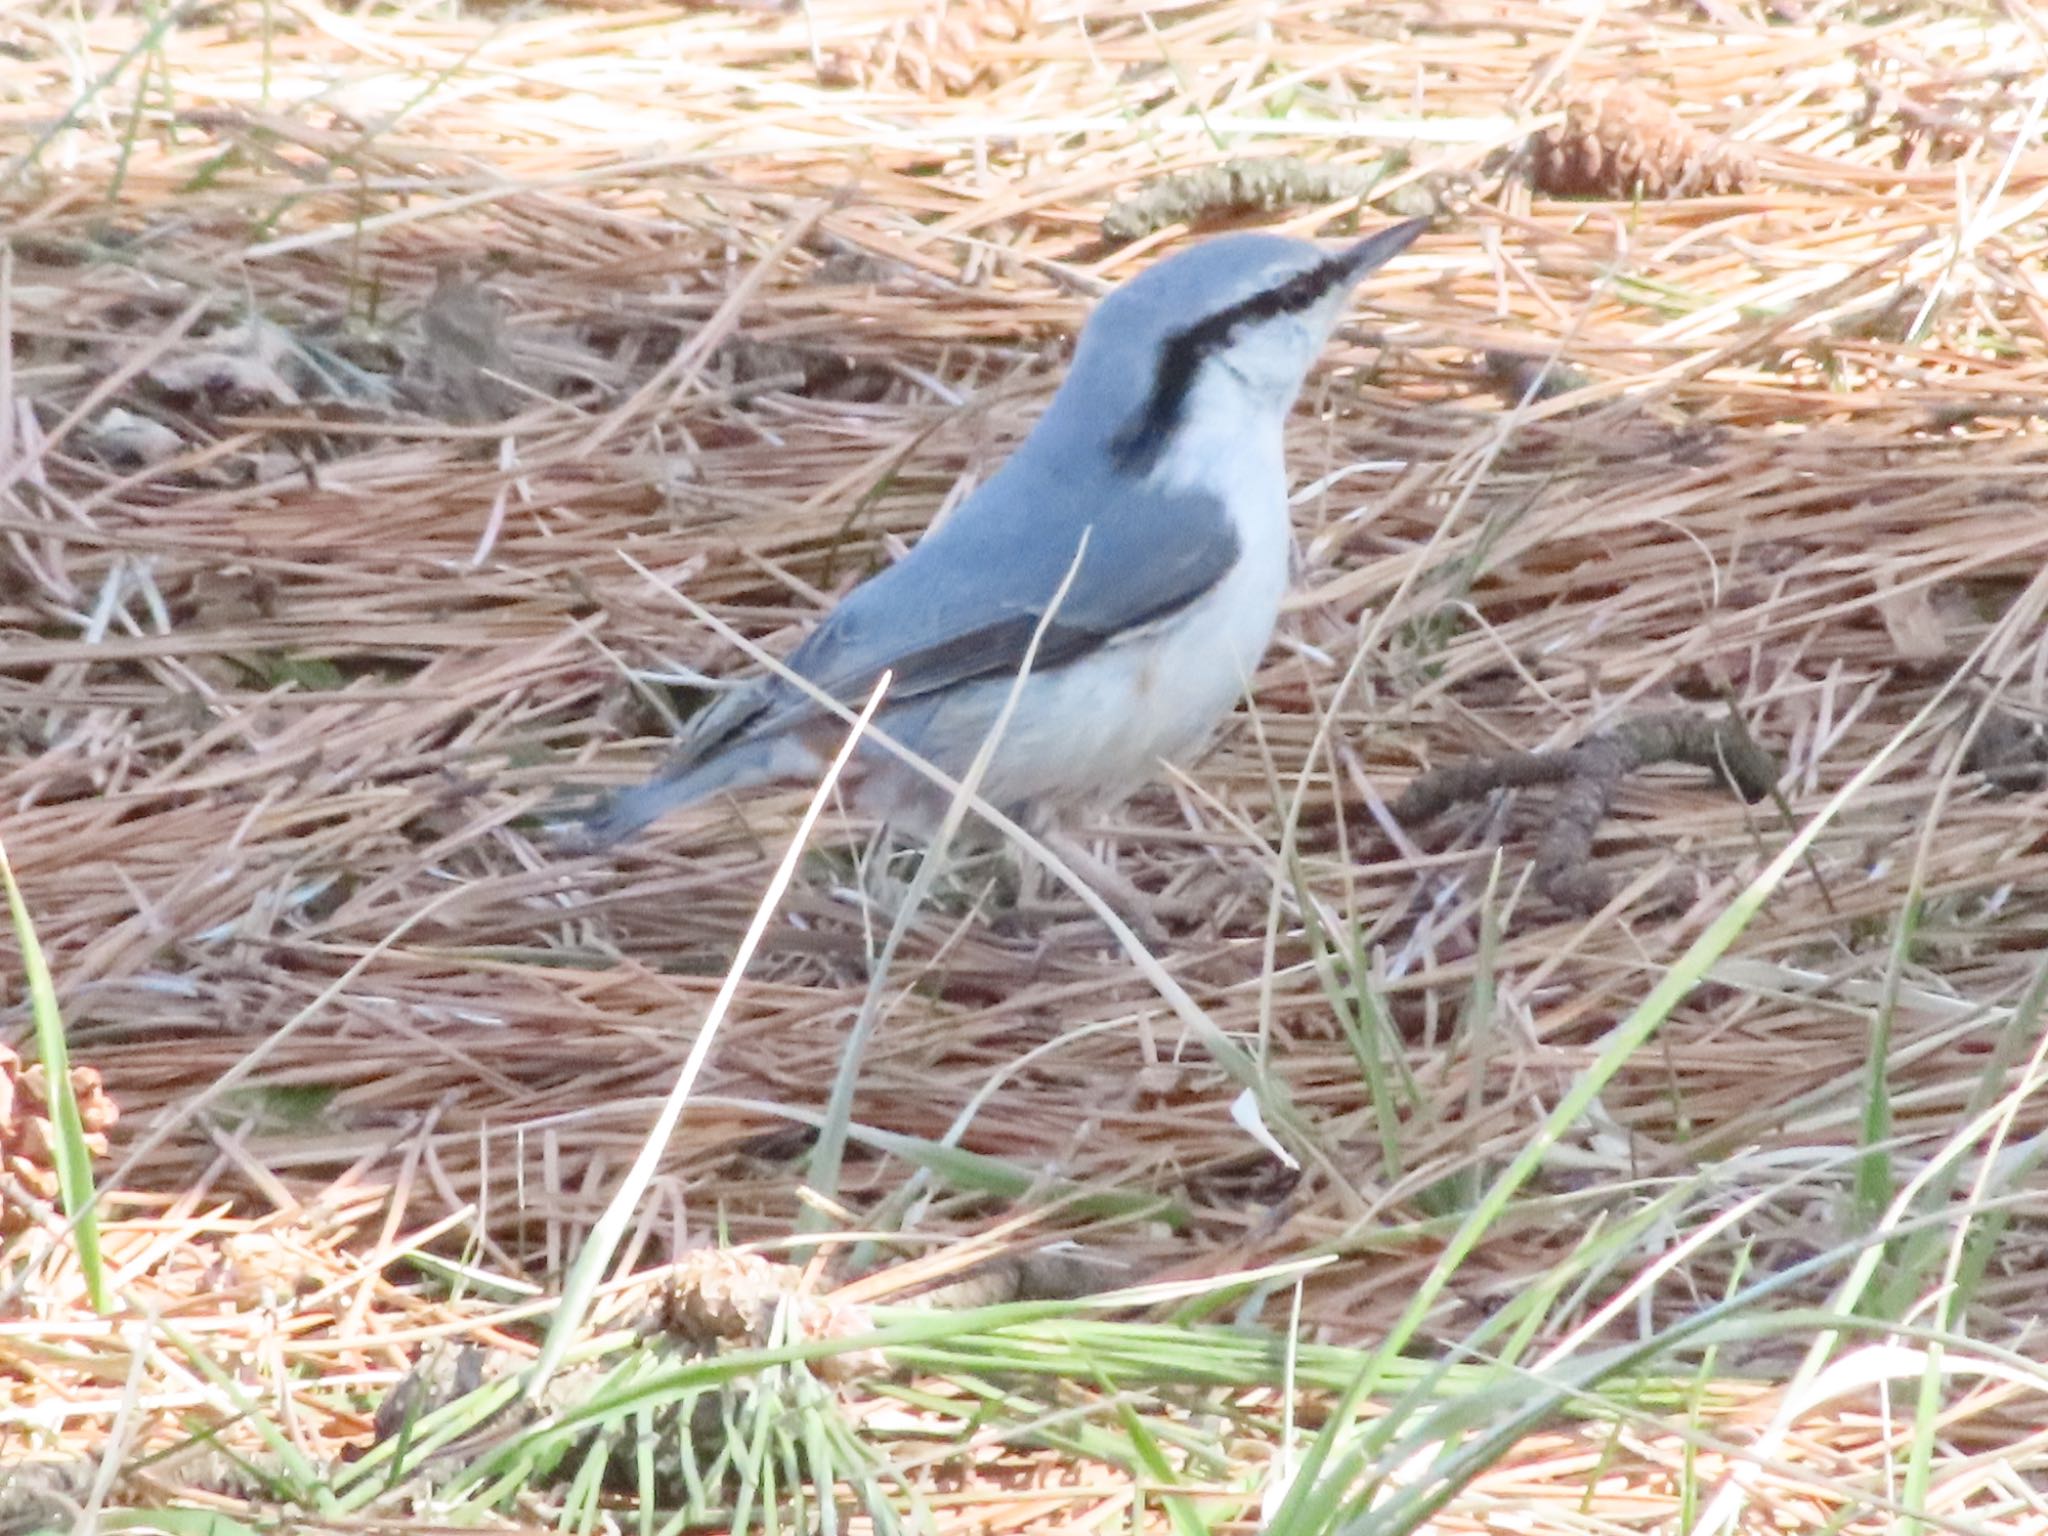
[5, 2, 2048, 1531]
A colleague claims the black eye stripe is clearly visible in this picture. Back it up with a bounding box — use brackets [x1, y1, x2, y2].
[1108, 250, 1357, 474]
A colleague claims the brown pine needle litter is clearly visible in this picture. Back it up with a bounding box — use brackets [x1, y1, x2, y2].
[5, 0, 2048, 1530]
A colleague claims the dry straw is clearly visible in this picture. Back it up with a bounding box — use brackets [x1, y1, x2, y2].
[4, 0, 2048, 1529]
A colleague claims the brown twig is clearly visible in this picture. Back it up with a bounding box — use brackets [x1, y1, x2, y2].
[1101, 156, 1427, 243]
[8, 0, 2048, 1527]
[1393, 712, 1779, 913]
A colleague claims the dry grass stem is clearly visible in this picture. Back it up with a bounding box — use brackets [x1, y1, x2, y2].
[5, 0, 2048, 1529]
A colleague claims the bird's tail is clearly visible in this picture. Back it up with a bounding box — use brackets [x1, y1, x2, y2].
[572, 732, 792, 850]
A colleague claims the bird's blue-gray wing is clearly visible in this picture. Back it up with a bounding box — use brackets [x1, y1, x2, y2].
[728, 464, 1241, 746]
[567, 460, 1243, 855]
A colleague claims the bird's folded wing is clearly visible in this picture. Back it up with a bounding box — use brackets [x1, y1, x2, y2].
[726, 473, 1243, 748]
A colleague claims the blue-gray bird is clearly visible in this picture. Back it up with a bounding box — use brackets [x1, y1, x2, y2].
[584, 220, 1425, 848]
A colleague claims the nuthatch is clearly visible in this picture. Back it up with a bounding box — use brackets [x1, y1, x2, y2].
[586, 221, 1425, 848]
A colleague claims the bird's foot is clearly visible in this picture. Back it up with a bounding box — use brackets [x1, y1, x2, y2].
[1033, 831, 1181, 949]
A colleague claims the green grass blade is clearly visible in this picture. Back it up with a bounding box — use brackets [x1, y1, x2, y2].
[1271, 698, 1939, 1535]
[0, 835, 106, 1313]
[529, 675, 889, 1397]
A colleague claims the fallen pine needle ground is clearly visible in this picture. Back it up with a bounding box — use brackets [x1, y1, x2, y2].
[4, 1, 2048, 1530]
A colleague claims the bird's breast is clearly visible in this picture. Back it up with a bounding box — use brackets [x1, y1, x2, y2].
[1111, 450, 1291, 760]
[1163, 429, 1293, 672]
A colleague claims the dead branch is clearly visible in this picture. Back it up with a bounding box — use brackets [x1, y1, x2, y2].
[1393, 711, 1779, 913]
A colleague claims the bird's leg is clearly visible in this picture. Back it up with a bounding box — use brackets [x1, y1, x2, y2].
[1035, 827, 1175, 948]
[857, 823, 916, 909]
[857, 822, 1016, 932]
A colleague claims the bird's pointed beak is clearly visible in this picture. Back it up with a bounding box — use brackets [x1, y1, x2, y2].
[1337, 216, 1430, 284]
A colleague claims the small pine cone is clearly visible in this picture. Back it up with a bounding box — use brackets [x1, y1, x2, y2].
[644, 1250, 883, 1376]
[819, 0, 1034, 96]
[1, 1043, 118, 1234]
[653, 1249, 808, 1345]
[1531, 81, 1755, 200]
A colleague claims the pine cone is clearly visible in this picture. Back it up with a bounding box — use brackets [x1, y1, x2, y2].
[653, 1248, 806, 1345]
[819, 0, 1034, 96]
[1531, 81, 1755, 200]
[1, 1042, 118, 1235]
[649, 1249, 882, 1376]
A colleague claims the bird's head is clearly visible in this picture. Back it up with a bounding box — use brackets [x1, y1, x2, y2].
[1049, 220, 1425, 477]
